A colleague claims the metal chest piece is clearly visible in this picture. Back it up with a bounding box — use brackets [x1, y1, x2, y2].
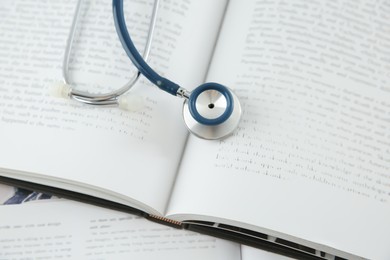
[182, 85, 242, 140]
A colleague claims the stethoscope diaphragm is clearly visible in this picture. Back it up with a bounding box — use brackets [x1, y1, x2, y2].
[182, 84, 241, 140]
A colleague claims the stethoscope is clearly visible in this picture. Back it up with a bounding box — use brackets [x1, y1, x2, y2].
[55, 0, 241, 140]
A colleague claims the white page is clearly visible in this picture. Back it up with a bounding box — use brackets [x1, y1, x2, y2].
[167, 0, 390, 259]
[0, 0, 228, 215]
[241, 246, 295, 260]
[0, 200, 240, 260]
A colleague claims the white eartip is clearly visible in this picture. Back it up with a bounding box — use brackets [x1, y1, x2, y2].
[50, 82, 71, 99]
[118, 95, 145, 111]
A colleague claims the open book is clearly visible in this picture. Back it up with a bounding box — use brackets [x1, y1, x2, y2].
[0, 0, 389, 259]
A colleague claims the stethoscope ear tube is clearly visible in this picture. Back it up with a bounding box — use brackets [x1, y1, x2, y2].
[61, 0, 151, 107]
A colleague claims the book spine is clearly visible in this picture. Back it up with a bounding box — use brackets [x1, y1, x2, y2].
[146, 214, 183, 229]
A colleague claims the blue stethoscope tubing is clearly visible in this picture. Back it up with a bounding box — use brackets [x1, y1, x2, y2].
[113, 0, 179, 96]
[112, 0, 241, 133]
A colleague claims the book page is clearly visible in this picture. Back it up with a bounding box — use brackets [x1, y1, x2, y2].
[0, 200, 241, 260]
[0, 0, 227, 215]
[241, 246, 294, 260]
[167, 0, 390, 259]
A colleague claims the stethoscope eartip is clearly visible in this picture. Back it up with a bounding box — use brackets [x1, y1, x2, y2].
[118, 94, 145, 111]
[182, 83, 242, 140]
[50, 82, 71, 99]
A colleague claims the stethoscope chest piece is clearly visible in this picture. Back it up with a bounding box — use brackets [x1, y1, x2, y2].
[182, 83, 242, 140]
